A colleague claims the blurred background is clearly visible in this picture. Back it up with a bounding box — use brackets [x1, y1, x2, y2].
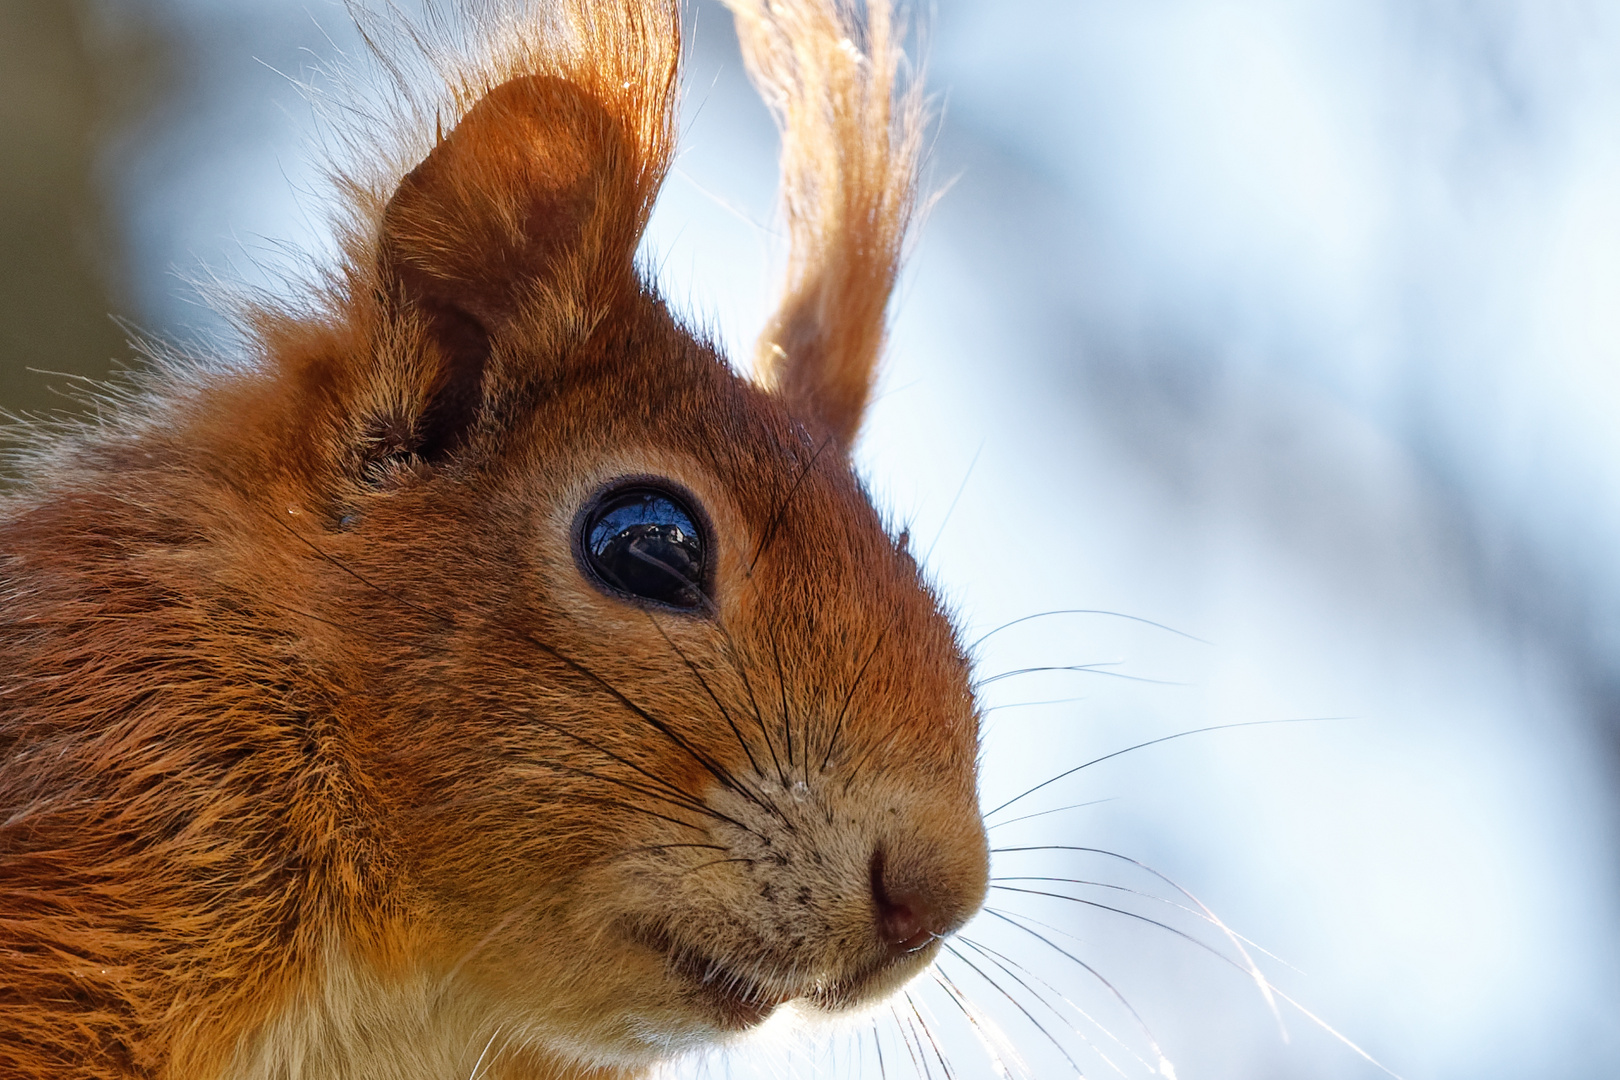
[5, 0, 1618, 1077]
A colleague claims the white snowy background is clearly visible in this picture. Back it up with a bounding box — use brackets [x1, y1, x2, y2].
[89, 0, 1620, 1077]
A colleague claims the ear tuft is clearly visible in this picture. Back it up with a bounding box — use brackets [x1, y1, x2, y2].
[726, 0, 927, 450]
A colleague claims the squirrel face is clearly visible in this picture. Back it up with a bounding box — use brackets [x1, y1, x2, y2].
[0, 2, 987, 1077]
[324, 306, 988, 1057]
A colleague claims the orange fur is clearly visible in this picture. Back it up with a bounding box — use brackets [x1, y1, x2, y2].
[0, 2, 984, 1078]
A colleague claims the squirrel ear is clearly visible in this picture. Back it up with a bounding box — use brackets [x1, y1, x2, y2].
[377, 74, 645, 456]
[730, 0, 926, 451]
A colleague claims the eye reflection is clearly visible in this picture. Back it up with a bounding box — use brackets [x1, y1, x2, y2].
[579, 486, 708, 610]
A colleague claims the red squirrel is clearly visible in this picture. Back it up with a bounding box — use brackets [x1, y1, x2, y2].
[0, 1, 990, 1077]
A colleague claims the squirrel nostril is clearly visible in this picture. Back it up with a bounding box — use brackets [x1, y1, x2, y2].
[881, 890, 936, 953]
[870, 849, 943, 953]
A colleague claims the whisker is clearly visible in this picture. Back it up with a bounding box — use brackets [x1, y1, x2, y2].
[819, 626, 889, 773]
[942, 940, 1084, 1077]
[920, 439, 983, 568]
[1254, 986, 1407, 1079]
[622, 843, 730, 855]
[990, 884, 1248, 970]
[541, 794, 712, 835]
[991, 876, 1297, 968]
[704, 599, 789, 786]
[968, 609, 1211, 652]
[893, 1002, 925, 1079]
[905, 1013, 938, 1080]
[841, 717, 908, 794]
[515, 717, 754, 825]
[509, 758, 749, 833]
[989, 901, 1403, 1078]
[329, 659, 762, 839]
[767, 620, 796, 778]
[982, 907, 1173, 1074]
[612, 561, 787, 816]
[270, 512, 453, 629]
[980, 696, 1087, 714]
[270, 510, 773, 826]
[987, 799, 1117, 830]
[642, 609, 766, 782]
[992, 844, 1288, 1025]
[983, 717, 1345, 819]
[512, 628, 775, 821]
[905, 988, 957, 1080]
[639, 615, 806, 834]
[958, 934, 1146, 1079]
[930, 965, 1022, 1080]
[975, 664, 1184, 690]
[748, 435, 833, 575]
[466, 1026, 501, 1080]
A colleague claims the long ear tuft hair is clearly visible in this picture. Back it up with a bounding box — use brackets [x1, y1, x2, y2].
[282, 0, 681, 465]
[340, 0, 679, 233]
[724, 0, 927, 450]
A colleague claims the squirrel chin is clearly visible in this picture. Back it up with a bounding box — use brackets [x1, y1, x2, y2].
[623, 917, 945, 1034]
[626, 923, 794, 1030]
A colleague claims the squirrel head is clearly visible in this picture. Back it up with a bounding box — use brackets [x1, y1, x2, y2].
[0, 2, 987, 1074]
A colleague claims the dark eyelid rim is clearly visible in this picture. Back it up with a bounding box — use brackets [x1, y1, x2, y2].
[571, 473, 719, 617]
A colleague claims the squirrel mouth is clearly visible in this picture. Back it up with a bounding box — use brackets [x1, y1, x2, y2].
[631, 925, 793, 1029]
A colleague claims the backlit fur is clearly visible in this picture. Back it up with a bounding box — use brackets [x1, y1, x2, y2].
[726, 0, 926, 447]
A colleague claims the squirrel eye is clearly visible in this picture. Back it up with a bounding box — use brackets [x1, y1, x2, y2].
[577, 484, 709, 611]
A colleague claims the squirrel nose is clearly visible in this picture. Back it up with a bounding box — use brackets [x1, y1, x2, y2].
[870, 849, 948, 954]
